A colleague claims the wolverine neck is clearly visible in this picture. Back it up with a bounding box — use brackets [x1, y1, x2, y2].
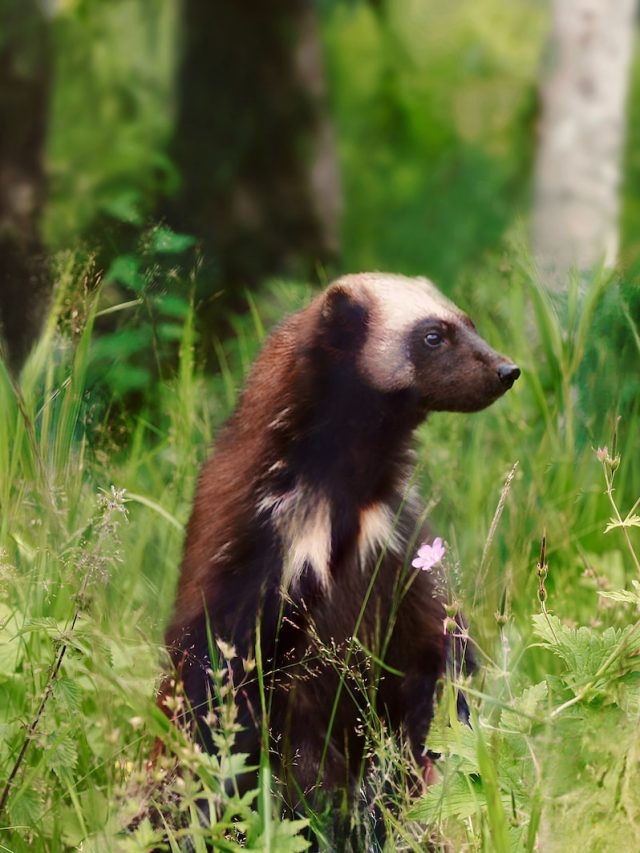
[289, 363, 420, 509]
[252, 359, 424, 591]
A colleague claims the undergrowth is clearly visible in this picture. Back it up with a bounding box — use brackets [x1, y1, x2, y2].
[0, 252, 639, 851]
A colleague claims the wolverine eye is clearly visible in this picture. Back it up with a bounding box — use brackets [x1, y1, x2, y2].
[424, 331, 443, 348]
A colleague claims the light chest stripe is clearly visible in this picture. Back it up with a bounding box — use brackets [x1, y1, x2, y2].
[357, 502, 402, 567]
[261, 486, 404, 592]
[261, 489, 333, 591]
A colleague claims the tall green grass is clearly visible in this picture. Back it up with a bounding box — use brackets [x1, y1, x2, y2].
[0, 252, 639, 850]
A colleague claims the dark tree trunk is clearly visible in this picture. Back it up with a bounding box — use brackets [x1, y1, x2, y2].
[167, 0, 341, 310]
[0, 0, 51, 368]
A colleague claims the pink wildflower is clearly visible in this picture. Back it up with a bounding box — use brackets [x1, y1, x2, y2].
[412, 537, 446, 572]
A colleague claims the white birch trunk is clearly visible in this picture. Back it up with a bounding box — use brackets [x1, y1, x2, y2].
[533, 0, 637, 285]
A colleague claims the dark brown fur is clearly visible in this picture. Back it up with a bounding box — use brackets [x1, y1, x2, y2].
[162, 274, 519, 836]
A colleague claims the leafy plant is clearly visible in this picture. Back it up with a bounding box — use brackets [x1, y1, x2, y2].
[88, 225, 196, 403]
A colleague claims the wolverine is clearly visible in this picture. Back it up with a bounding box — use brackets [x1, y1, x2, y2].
[162, 273, 520, 846]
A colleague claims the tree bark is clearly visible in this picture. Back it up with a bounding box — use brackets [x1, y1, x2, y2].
[532, 0, 636, 284]
[0, 0, 51, 367]
[167, 0, 341, 307]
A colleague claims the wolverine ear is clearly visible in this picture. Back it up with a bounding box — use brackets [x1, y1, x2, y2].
[319, 285, 368, 352]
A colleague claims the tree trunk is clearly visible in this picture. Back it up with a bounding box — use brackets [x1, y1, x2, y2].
[0, 0, 51, 368]
[167, 0, 341, 309]
[532, 0, 636, 284]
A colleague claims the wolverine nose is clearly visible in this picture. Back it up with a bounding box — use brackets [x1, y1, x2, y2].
[497, 363, 520, 388]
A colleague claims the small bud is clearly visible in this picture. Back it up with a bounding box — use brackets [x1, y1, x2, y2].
[215, 638, 236, 660]
[538, 585, 546, 603]
[444, 601, 459, 618]
[495, 611, 509, 626]
[163, 695, 179, 712]
[443, 617, 458, 635]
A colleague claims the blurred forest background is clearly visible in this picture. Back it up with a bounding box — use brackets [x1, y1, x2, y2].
[2, 0, 638, 390]
[2, 1, 640, 851]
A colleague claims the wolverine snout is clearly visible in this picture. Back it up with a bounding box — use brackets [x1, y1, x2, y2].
[497, 363, 520, 389]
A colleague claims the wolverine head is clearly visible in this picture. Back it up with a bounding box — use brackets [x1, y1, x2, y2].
[314, 273, 519, 413]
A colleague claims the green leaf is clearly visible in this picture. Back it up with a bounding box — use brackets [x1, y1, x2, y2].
[408, 773, 485, 822]
[45, 733, 79, 779]
[103, 364, 152, 395]
[154, 293, 191, 319]
[476, 723, 510, 853]
[251, 818, 310, 852]
[125, 492, 184, 531]
[100, 191, 143, 225]
[598, 586, 640, 606]
[426, 721, 480, 774]
[157, 322, 186, 343]
[605, 514, 640, 532]
[105, 255, 146, 292]
[53, 677, 82, 714]
[611, 671, 640, 716]
[0, 605, 21, 677]
[531, 613, 568, 649]
[148, 227, 196, 254]
[501, 681, 547, 733]
[15, 616, 65, 638]
[89, 326, 153, 361]
[117, 818, 164, 852]
[532, 613, 640, 694]
[526, 786, 543, 853]
[218, 751, 254, 781]
[9, 787, 43, 828]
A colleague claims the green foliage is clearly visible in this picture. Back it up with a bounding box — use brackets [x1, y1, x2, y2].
[531, 612, 640, 695]
[42, 0, 550, 294]
[44, 0, 177, 247]
[89, 224, 196, 401]
[407, 585, 640, 851]
[323, 0, 546, 282]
